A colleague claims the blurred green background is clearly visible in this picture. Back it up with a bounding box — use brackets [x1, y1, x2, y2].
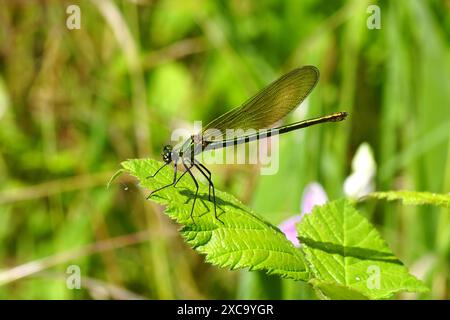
[0, 0, 449, 299]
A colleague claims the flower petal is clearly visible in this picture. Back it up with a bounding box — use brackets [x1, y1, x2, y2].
[278, 215, 302, 247]
[301, 182, 328, 215]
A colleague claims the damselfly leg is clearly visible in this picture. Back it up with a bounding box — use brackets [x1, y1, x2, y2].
[174, 167, 189, 187]
[146, 161, 178, 199]
[146, 162, 168, 179]
[170, 158, 220, 223]
[194, 160, 212, 201]
[174, 161, 212, 201]
[193, 159, 221, 224]
[181, 158, 199, 224]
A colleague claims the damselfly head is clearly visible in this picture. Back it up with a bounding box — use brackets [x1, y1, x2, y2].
[162, 145, 173, 163]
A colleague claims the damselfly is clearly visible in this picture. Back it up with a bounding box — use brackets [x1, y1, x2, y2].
[147, 66, 347, 223]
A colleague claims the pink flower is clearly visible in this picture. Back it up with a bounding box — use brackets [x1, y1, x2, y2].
[300, 182, 328, 217]
[278, 215, 302, 247]
[278, 182, 328, 247]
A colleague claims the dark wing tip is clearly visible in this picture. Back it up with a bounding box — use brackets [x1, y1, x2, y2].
[297, 65, 320, 80]
[285, 65, 319, 78]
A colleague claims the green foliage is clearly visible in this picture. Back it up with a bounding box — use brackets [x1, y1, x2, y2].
[298, 199, 428, 299]
[121, 159, 309, 281]
[365, 191, 450, 208]
[120, 159, 429, 299]
[309, 280, 370, 300]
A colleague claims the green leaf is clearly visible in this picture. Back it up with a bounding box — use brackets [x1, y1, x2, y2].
[120, 158, 309, 281]
[309, 279, 370, 300]
[297, 199, 429, 299]
[364, 191, 450, 208]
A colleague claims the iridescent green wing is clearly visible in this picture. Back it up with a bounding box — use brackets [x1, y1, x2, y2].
[201, 66, 319, 141]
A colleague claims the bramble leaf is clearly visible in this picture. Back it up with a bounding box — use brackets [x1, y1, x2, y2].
[364, 191, 450, 208]
[297, 199, 429, 299]
[120, 158, 309, 281]
[309, 279, 370, 300]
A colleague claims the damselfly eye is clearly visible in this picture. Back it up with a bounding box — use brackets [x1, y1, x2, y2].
[162, 145, 172, 154]
[162, 145, 173, 164]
